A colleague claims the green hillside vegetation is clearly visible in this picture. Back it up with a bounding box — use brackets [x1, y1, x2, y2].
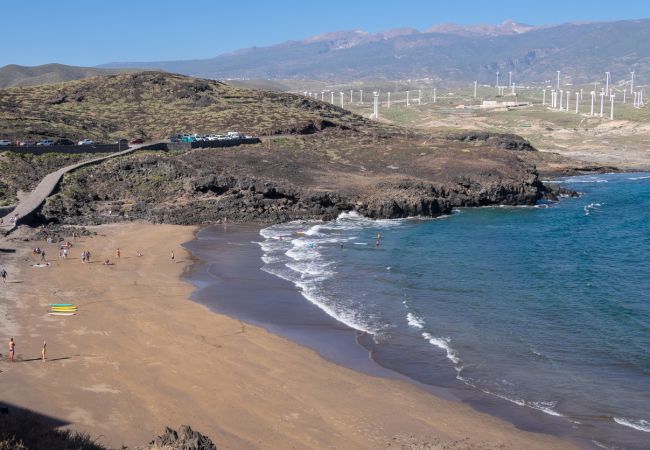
[0, 71, 373, 142]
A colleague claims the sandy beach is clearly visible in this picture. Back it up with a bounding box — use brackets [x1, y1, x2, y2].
[0, 222, 577, 449]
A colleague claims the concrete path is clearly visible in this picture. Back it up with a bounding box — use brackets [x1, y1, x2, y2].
[0, 141, 165, 234]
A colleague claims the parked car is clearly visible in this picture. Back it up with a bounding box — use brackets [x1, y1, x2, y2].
[129, 138, 144, 145]
[0, 139, 12, 146]
[18, 140, 36, 146]
[169, 135, 182, 143]
[54, 138, 75, 146]
[78, 139, 95, 146]
[36, 139, 54, 146]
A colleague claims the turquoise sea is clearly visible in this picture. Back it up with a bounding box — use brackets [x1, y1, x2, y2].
[256, 173, 650, 449]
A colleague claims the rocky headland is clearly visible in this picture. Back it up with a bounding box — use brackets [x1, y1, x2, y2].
[0, 72, 577, 227]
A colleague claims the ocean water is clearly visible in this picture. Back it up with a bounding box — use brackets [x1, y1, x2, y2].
[257, 173, 650, 449]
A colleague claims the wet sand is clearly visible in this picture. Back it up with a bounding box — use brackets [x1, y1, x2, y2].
[0, 222, 577, 449]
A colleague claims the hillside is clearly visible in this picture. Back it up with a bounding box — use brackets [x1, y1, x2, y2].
[100, 19, 650, 83]
[0, 71, 572, 224]
[0, 71, 370, 142]
[0, 63, 139, 89]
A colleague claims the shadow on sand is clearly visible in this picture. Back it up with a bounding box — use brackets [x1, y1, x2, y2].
[0, 401, 107, 449]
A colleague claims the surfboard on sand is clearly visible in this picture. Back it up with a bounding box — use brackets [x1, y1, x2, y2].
[49, 303, 75, 307]
[48, 312, 76, 316]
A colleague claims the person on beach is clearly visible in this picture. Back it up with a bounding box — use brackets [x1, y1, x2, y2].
[170, 250, 175, 263]
[8, 338, 15, 362]
[1, 268, 7, 284]
[86, 251, 91, 263]
[41, 250, 46, 262]
[42, 341, 47, 362]
[116, 248, 120, 259]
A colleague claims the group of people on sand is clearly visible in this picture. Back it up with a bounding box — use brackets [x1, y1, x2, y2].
[3, 338, 46, 363]
[81, 250, 92, 263]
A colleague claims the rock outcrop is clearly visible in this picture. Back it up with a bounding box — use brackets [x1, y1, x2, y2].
[40, 143, 564, 225]
[148, 426, 216, 450]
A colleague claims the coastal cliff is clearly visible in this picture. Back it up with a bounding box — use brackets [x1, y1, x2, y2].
[0, 72, 574, 226]
[39, 137, 565, 225]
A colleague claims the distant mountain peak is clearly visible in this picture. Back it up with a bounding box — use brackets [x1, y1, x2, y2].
[427, 20, 541, 37]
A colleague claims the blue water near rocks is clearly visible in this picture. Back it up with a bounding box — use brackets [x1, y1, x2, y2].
[258, 173, 650, 449]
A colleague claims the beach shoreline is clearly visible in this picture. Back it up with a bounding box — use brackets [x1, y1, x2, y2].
[0, 222, 579, 449]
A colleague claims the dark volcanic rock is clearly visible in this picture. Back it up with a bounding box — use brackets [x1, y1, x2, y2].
[150, 425, 216, 450]
[447, 131, 536, 151]
[37, 131, 566, 226]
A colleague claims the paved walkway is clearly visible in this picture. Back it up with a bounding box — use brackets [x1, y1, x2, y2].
[0, 142, 164, 234]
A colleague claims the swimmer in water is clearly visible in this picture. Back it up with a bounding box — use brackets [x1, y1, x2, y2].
[376, 232, 382, 247]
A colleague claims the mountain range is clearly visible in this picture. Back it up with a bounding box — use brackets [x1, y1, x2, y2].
[0, 63, 135, 89]
[98, 19, 650, 84]
[1, 19, 648, 88]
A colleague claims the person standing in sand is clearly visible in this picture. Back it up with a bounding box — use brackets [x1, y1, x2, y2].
[8, 338, 15, 362]
[1, 268, 7, 284]
[41, 250, 46, 262]
[116, 248, 121, 259]
[42, 341, 47, 362]
[170, 250, 175, 263]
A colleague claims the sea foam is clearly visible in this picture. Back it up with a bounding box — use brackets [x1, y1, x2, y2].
[613, 417, 650, 432]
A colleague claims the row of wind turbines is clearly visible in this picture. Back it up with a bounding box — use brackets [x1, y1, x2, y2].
[301, 70, 644, 121]
[536, 71, 644, 120]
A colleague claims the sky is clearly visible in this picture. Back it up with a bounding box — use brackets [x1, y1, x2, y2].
[2, 0, 650, 67]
